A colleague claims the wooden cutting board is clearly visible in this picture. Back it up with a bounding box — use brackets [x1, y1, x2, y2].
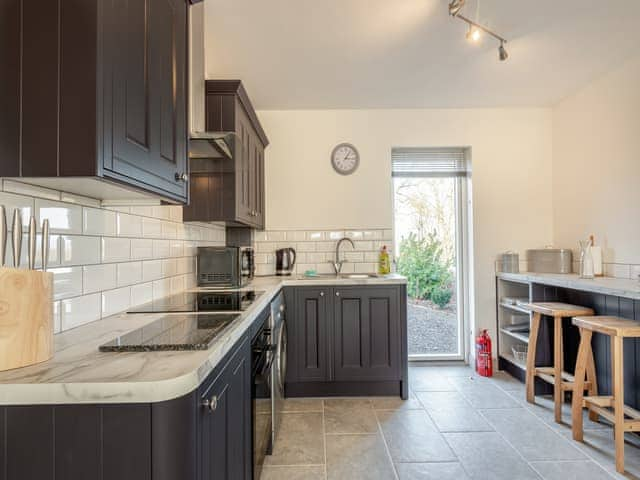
[0, 267, 54, 371]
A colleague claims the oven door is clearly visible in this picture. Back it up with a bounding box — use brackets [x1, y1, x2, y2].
[252, 340, 273, 478]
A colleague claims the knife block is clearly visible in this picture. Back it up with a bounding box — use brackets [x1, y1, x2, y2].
[0, 267, 54, 372]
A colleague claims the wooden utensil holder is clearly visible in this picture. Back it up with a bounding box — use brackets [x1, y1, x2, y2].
[0, 267, 54, 371]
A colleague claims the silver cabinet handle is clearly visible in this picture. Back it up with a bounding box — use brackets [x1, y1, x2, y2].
[175, 172, 188, 182]
[336, 292, 340, 297]
[202, 395, 218, 412]
[320, 291, 324, 297]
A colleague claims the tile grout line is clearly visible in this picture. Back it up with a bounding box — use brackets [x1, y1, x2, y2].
[373, 408, 400, 480]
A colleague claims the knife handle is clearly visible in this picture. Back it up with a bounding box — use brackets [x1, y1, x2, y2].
[28, 216, 37, 270]
[42, 219, 50, 272]
[0, 206, 6, 267]
[12, 209, 22, 268]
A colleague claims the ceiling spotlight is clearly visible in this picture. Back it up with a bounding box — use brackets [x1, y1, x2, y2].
[466, 25, 482, 43]
[498, 41, 509, 61]
[449, 0, 466, 17]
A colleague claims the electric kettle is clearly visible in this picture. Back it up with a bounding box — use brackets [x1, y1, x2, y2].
[275, 248, 296, 276]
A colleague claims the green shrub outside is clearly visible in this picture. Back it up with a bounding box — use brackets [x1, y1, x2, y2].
[397, 232, 453, 308]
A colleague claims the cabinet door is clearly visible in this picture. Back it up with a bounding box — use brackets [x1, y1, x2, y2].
[200, 337, 252, 480]
[102, 0, 188, 201]
[253, 141, 265, 229]
[289, 287, 331, 382]
[235, 108, 254, 225]
[333, 287, 401, 381]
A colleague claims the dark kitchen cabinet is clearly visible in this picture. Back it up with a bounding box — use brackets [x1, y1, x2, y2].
[333, 287, 402, 382]
[0, 0, 190, 203]
[284, 285, 408, 398]
[288, 287, 331, 382]
[0, 332, 254, 480]
[183, 80, 268, 229]
[199, 335, 252, 480]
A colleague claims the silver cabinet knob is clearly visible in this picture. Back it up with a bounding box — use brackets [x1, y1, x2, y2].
[175, 172, 188, 182]
[320, 291, 324, 297]
[336, 292, 340, 297]
[202, 395, 218, 412]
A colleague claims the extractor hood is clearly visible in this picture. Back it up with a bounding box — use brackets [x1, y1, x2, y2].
[189, 132, 235, 160]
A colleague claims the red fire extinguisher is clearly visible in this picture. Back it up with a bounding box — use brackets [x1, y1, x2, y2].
[475, 329, 493, 377]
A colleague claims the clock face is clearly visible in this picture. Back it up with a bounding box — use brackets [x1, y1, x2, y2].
[331, 143, 360, 175]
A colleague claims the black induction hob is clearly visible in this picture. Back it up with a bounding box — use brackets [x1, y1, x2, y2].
[99, 313, 240, 352]
[127, 290, 264, 314]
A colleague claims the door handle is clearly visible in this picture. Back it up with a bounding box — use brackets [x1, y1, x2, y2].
[175, 172, 188, 182]
[202, 395, 218, 413]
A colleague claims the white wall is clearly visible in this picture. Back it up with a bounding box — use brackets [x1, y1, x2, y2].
[553, 55, 640, 273]
[257, 108, 554, 340]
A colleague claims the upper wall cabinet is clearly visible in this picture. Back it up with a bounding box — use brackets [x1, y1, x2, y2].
[0, 0, 191, 204]
[183, 80, 269, 229]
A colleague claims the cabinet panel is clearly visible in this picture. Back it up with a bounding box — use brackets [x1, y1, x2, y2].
[6, 407, 54, 480]
[0, 0, 20, 177]
[102, 405, 152, 480]
[290, 288, 331, 382]
[54, 406, 101, 480]
[334, 287, 401, 382]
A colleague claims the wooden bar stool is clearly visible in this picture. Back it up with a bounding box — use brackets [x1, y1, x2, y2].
[572, 316, 640, 474]
[525, 302, 595, 423]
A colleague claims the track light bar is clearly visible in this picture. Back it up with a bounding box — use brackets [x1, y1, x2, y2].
[448, 0, 509, 61]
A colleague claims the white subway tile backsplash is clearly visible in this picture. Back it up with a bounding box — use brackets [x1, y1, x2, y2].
[116, 262, 143, 287]
[327, 231, 345, 240]
[102, 237, 131, 263]
[83, 207, 116, 236]
[285, 231, 306, 241]
[60, 235, 101, 266]
[296, 242, 318, 253]
[83, 264, 117, 294]
[102, 287, 131, 317]
[131, 238, 153, 260]
[51, 267, 84, 300]
[36, 199, 83, 234]
[116, 213, 143, 237]
[0, 181, 224, 334]
[306, 231, 324, 241]
[61, 293, 101, 331]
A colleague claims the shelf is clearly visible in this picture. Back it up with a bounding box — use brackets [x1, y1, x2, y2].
[499, 352, 526, 371]
[500, 328, 530, 344]
[499, 302, 531, 315]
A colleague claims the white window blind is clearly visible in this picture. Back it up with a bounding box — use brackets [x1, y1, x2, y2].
[391, 147, 469, 177]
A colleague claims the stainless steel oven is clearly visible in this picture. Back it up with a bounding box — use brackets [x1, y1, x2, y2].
[197, 246, 254, 288]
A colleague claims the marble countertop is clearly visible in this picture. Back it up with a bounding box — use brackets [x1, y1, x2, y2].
[0, 274, 405, 406]
[497, 272, 640, 300]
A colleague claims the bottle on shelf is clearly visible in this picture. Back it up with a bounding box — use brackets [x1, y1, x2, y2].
[378, 245, 391, 275]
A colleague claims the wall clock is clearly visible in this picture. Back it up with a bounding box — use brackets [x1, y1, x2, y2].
[331, 143, 360, 175]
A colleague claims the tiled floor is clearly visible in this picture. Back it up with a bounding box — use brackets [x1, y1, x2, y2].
[261, 364, 640, 480]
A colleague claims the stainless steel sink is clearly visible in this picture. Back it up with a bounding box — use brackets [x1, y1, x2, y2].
[339, 273, 380, 279]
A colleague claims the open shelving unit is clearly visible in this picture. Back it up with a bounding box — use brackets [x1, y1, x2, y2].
[496, 277, 532, 377]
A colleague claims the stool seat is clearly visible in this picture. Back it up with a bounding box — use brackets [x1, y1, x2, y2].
[572, 315, 636, 474]
[573, 316, 640, 337]
[525, 302, 595, 424]
[527, 302, 594, 317]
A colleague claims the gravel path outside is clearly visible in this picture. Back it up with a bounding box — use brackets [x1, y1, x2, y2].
[407, 301, 458, 356]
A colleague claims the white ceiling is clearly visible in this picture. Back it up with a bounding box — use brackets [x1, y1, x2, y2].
[204, 0, 640, 109]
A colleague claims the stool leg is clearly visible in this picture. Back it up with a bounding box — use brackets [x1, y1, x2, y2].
[585, 339, 599, 423]
[526, 312, 541, 404]
[612, 335, 625, 474]
[554, 315, 564, 423]
[572, 329, 591, 442]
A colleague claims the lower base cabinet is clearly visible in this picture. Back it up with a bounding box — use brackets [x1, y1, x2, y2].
[0, 332, 254, 480]
[285, 285, 408, 399]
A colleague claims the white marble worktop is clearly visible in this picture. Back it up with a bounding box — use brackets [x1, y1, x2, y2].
[0, 274, 406, 406]
[497, 272, 640, 300]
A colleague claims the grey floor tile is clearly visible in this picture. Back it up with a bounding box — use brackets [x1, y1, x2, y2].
[396, 462, 470, 480]
[370, 391, 423, 411]
[529, 460, 613, 480]
[480, 408, 586, 461]
[415, 390, 472, 410]
[264, 412, 325, 466]
[260, 465, 326, 480]
[516, 393, 610, 433]
[280, 398, 324, 413]
[428, 406, 494, 432]
[409, 369, 457, 392]
[410, 364, 476, 377]
[324, 398, 378, 434]
[445, 432, 542, 479]
[449, 377, 522, 409]
[487, 371, 526, 392]
[376, 409, 456, 462]
[325, 433, 396, 480]
[561, 429, 640, 478]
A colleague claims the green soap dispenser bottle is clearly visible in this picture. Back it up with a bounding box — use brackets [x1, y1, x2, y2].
[378, 245, 391, 275]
